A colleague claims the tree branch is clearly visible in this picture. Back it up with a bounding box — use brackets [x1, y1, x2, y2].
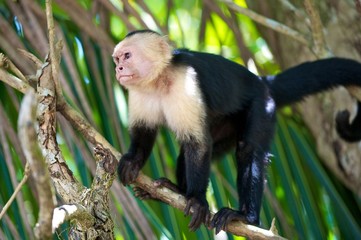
[18, 89, 55, 239]
[134, 174, 285, 239]
[36, 56, 87, 203]
[45, 0, 64, 102]
[221, 0, 309, 45]
[0, 54, 30, 93]
[0, 53, 26, 81]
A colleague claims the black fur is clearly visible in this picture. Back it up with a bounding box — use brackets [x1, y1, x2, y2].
[171, 49, 276, 229]
[264, 58, 361, 106]
[117, 32, 361, 232]
[125, 29, 160, 38]
[263, 58, 361, 142]
[172, 49, 259, 113]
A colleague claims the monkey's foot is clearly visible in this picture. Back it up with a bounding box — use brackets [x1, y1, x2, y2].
[133, 177, 181, 200]
[153, 177, 182, 193]
[184, 197, 211, 231]
[210, 207, 259, 234]
[133, 187, 153, 200]
[117, 154, 142, 185]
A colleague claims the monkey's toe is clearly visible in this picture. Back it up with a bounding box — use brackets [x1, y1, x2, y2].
[184, 197, 210, 231]
[133, 187, 153, 200]
[210, 208, 258, 234]
[153, 177, 182, 193]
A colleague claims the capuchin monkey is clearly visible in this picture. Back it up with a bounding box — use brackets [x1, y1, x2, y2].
[113, 30, 361, 233]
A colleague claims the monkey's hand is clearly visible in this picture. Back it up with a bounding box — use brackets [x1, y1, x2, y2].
[117, 153, 143, 185]
[210, 207, 259, 234]
[184, 197, 211, 231]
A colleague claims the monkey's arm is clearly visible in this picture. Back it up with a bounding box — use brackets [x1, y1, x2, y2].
[118, 126, 157, 185]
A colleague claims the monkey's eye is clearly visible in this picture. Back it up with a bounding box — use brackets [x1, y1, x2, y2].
[113, 57, 119, 63]
[124, 52, 131, 60]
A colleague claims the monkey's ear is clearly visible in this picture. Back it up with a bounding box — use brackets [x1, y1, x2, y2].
[160, 35, 173, 58]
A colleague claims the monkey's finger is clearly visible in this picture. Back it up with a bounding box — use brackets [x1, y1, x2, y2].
[211, 215, 221, 233]
[217, 212, 227, 234]
[184, 201, 191, 216]
[134, 187, 154, 200]
[217, 215, 228, 234]
[188, 213, 201, 231]
[220, 216, 228, 234]
[206, 212, 211, 227]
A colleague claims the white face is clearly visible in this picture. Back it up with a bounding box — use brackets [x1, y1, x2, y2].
[112, 43, 141, 86]
[112, 33, 173, 89]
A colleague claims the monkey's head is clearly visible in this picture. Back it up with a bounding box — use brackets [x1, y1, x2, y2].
[112, 30, 173, 88]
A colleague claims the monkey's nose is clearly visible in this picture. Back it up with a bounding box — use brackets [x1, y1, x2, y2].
[119, 66, 124, 71]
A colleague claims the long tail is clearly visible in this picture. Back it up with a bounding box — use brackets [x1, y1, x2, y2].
[262, 57, 361, 142]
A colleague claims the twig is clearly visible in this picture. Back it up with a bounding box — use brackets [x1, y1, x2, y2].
[0, 68, 30, 93]
[0, 163, 30, 220]
[278, 0, 306, 19]
[17, 49, 43, 69]
[221, 0, 309, 45]
[121, 0, 148, 29]
[0, 53, 26, 82]
[45, 0, 64, 102]
[137, 0, 168, 34]
[303, 0, 329, 57]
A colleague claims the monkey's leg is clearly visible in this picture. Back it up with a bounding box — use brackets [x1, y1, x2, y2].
[211, 97, 275, 234]
[181, 139, 212, 231]
[175, 146, 187, 193]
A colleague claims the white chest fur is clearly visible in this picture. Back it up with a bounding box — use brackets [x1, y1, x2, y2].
[128, 67, 206, 142]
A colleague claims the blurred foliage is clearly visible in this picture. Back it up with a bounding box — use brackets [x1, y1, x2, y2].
[0, 0, 360, 239]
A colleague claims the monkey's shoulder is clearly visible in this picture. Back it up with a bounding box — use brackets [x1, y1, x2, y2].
[171, 49, 261, 113]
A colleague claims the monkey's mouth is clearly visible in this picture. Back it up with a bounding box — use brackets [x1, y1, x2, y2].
[117, 74, 135, 85]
